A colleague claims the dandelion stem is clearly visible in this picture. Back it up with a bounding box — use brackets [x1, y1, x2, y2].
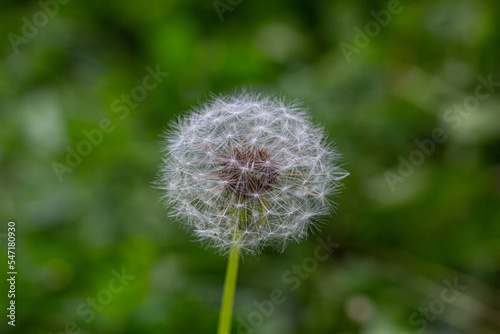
[217, 229, 241, 334]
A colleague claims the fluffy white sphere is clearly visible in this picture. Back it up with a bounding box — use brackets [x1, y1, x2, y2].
[158, 92, 348, 254]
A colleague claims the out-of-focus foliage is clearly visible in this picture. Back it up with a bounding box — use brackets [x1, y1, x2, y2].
[1, 0, 500, 333]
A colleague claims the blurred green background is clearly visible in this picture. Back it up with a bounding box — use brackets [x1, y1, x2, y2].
[1, 0, 500, 333]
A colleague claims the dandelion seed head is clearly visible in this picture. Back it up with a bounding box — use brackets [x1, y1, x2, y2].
[158, 91, 348, 255]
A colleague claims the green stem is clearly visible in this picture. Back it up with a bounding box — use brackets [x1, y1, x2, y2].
[217, 231, 241, 334]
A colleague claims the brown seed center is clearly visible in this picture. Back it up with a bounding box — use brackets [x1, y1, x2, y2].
[218, 147, 279, 197]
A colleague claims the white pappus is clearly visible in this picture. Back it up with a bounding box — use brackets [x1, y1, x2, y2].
[157, 91, 348, 255]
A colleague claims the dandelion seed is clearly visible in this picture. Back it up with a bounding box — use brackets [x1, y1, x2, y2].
[157, 91, 348, 255]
